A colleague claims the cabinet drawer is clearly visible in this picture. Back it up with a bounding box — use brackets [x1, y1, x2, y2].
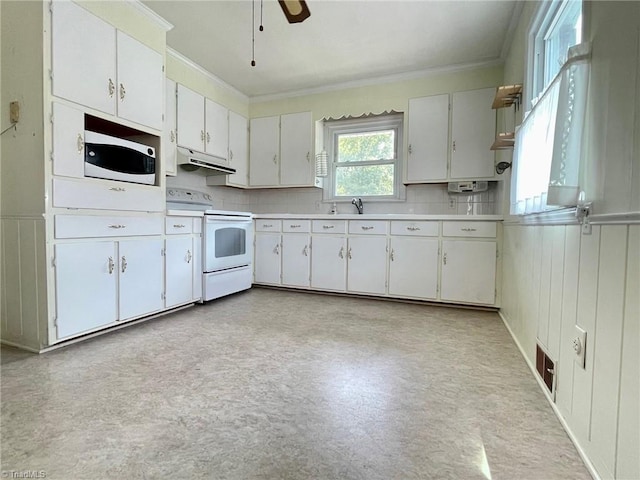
[55, 215, 163, 239]
[52, 178, 164, 212]
[390, 221, 439, 236]
[349, 220, 388, 235]
[256, 220, 282, 232]
[442, 221, 497, 238]
[312, 220, 347, 234]
[283, 220, 311, 233]
[165, 217, 194, 234]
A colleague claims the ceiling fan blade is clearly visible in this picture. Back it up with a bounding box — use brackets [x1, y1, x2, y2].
[278, 0, 311, 23]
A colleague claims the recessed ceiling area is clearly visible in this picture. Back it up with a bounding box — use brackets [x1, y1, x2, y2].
[142, 0, 519, 99]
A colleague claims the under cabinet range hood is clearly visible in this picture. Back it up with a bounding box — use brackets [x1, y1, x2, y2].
[177, 147, 236, 175]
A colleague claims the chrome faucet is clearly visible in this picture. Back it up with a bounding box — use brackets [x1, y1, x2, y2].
[351, 197, 364, 214]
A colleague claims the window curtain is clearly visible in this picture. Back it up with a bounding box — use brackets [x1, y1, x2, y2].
[511, 43, 591, 215]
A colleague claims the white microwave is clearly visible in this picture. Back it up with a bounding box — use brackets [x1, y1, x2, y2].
[84, 131, 156, 185]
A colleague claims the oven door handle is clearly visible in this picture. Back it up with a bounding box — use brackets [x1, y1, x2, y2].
[205, 217, 252, 223]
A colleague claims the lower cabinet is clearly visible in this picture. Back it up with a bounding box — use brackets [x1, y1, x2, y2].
[282, 233, 310, 287]
[254, 232, 282, 284]
[165, 236, 195, 308]
[440, 239, 497, 305]
[54, 237, 164, 340]
[346, 236, 387, 294]
[388, 237, 439, 299]
[310, 236, 347, 291]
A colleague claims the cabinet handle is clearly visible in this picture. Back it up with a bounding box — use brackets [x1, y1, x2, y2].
[173, 224, 186, 228]
[108, 224, 126, 229]
[187, 249, 192, 263]
[121, 256, 127, 273]
[274, 244, 280, 255]
[407, 226, 421, 231]
[306, 152, 310, 162]
[206, 132, 211, 144]
[273, 154, 277, 164]
[390, 249, 395, 261]
[109, 187, 126, 192]
[361, 226, 374, 231]
[290, 224, 301, 228]
[461, 227, 477, 232]
[348, 247, 352, 259]
[443, 252, 447, 265]
[338, 246, 344, 259]
[322, 225, 335, 229]
[201, 130, 205, 142]
[303, 245, 308, 257]
[76, 133, 84, 153]
[170, 130, 175, 143]
[262, 224, 273, 228]
[408, 144, 412, 154]
[230, 150, 234, 160]
[108, 256, 115, 274]
[119, 83, 126, 101]
[452, 140, 456, 152]
[108, 78, 115, 97]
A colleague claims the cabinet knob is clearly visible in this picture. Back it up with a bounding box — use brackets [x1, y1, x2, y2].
[119, 83, 126, 101]
[76, 133, 84, 153]
[121, 256, 127, 273]
[108, 78, 115, 97]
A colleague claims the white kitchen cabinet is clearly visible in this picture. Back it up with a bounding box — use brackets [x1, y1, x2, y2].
[118, 238, 164, 320]
[249, 112, 313, 187]
[176, 84, 206, 152]
[115, 31, 164, 130]
[388, 237, 439, 299]
[280, 111, 314, 186]
[311, 236, 347, 291]
[254, 233, 282, 284]
[205, 99, 229, 160]
[165, 236, 195, 308]
[282, 234, 311, 287]
[440, 239, 497, 305]
[450, 88, 496, 179]
[51, 1, 116, 117]
[52, 102, 85, 179]
[347, 236, 388, 295]
[249, 116, 281, 186]
[206, 110, 249, 188]
[51, 2, 163, 130]
[54, 241, 118, 339]
[164, 79, 178, 176]
[406, 94, 449, 182]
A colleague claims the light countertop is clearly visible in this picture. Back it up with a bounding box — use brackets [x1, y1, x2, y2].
[253, 213, 503, 221]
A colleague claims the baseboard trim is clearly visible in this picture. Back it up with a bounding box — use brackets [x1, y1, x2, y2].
[498, 311, 600, 480]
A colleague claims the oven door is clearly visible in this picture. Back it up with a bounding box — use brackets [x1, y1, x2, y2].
[204, 216, 253, 272]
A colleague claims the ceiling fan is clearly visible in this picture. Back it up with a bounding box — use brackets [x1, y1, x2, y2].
[278, 0, 311, 23]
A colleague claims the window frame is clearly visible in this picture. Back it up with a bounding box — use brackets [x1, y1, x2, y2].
[323, 113, 405, 202]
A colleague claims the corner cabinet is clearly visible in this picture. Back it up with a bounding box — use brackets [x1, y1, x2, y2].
[249, 112, 314, 187]
[406, 87, 496, 183]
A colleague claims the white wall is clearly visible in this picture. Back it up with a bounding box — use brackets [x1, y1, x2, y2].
[500, 2, 640, 479]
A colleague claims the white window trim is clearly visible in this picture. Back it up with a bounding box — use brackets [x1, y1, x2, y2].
[322, 114, 405, 203]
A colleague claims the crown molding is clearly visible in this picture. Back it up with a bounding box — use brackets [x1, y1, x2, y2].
[167, 48, 249, 103]
[124, 0, 174, 31]
[249, 58, 504, 104]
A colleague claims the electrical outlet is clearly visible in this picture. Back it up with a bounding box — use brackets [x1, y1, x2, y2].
[448, 197, 457, 210]
[573, 325, 587, 369]
[9, 101, 20, 124]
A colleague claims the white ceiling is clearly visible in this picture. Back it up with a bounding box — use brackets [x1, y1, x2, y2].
[142, 0, 519, 99]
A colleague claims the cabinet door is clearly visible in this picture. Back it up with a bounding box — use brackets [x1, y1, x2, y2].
[440, 240, 496, 305]
[228, 111, 249, 187]
[347, 236, 388, 295]
[249, 116, 280, 186]
[205, 99, 229, 160]
[164, 79, 178, 176]
[51, 1, 116, 115]
[116, 31, 164, 130]
[254, 233, 282, 284]
[282, 234, 310, 287]
[118, 238, 164, 321]
[192, 234, 203, 301]
[406, 95, 449, 182]
[450, 88, 496, 179]
[177, 84, 205, 152]
[388, 237, 439, 299]
[165, 237, 194, 308]
[311, 236, 347, 291]
[52, 102, 85, 179]
[54, 242, 117, 339]
[280, 112, 313, 186]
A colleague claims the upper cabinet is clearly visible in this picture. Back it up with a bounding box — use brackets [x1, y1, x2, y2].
[450, 88, 496, 179]
[249, 112, 313, 187]
[206, 110, 249, 188]
[176, 84, 229, 162]
[406, 87, 497, 183]
[51, 1, 163, 131]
